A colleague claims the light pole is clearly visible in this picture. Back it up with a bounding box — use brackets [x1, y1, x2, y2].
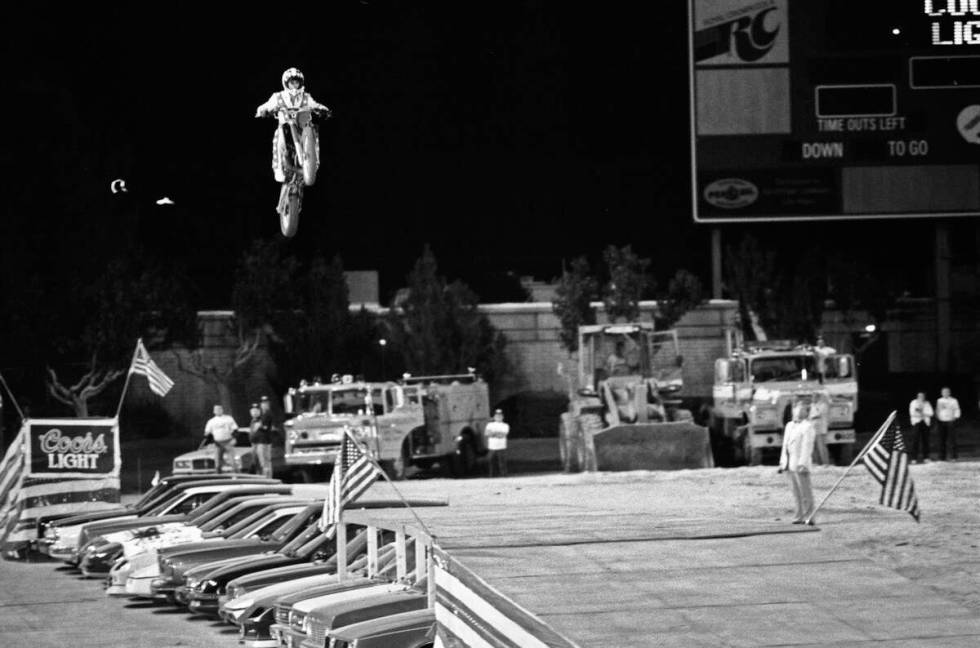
[379, 338, 387, 379]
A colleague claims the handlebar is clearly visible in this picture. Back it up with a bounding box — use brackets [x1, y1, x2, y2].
[256, 106, 332, 119]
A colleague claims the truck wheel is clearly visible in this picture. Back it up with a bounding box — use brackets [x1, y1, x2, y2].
[381, 442, 409, 481]
[834, 443, 854, 466]
[295, 467, 315, 483]
[451, 439, 477, 477]
[744, 435, 762, 466]
[559, 414, 579, 472]
[577, 413, 603, 472]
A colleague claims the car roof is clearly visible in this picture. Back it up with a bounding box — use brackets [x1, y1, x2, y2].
[330, 609, 434, 641]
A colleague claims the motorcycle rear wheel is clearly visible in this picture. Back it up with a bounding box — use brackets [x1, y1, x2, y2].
[279, 183, 301, 237]
[301, 127, 317, 187]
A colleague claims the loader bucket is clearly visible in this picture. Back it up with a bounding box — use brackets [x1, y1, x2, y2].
[592, 421, 714, 471]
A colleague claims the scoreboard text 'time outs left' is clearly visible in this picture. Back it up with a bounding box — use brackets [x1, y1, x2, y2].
[689, 0, 980, 222]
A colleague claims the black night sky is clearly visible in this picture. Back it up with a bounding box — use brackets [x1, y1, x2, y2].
[0, 2, 956, 307]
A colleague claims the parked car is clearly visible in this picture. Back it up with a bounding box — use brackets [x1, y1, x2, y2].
[111, 500, 311, 598]
[273, 586, 427, 648]
[34, 473, 234, 552]
[327, 609, 435, 648]
[172, 429, 285, 476]
[75, 485, 292, 575]
[44, 477, 278, 563]
[80, 492, 294, 577]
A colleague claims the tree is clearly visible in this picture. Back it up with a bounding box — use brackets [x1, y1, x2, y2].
[551, 256, 598, 353]
[175, 240, 299, 409]
[45, 256, 197, 416]
[387, 246, 507, 382]
[724, 234, 777, 341]
[602, 245, 651, 322]
[656, 269, 706, 330]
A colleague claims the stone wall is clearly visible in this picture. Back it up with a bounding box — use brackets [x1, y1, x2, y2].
[479, 300, 740, 404]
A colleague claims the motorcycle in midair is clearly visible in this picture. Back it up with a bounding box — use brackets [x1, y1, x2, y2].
[259, 104, 331, 237]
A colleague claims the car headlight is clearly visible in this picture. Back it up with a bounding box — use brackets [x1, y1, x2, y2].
[302, 614, 312, 634]
[44, 525, 57, 540]
[226, 584, 244, 600]
[249, 607, 270, 623]
[201, 578, 219, 592]
[174, 460, 190, 469]
[225, 596, 254, 611]
[186, 578, 200, 590]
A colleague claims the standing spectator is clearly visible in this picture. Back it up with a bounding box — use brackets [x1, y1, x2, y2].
[935, 387, 961, 461]
[248, 402, 272, 477]
[259, 395, 282, 448]
[485, 408, 510, 477]
[204, 404, 238, 474]
[808, 393, 831, 465]
[779, 400, 816, 525]
[908, 392, 934, 464]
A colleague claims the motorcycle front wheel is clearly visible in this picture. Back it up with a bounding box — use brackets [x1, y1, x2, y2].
[301, 126, 318, 187]
[278, 183, 301, 237]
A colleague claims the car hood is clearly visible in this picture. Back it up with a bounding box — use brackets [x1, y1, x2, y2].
[227, 561, 334, 593]
[174, 447, 250, 462]
[313, 591, 428, 631]
[44, 506, 131, 528]
[190, 552, 301, 584]
[276, 577, 375, 608]
[83, 514, 185, 540]
[162, 538, 271, 563]
[329, 607, 434, 641]
[227, 573, 340, 614]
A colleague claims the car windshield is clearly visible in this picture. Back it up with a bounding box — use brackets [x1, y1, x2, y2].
[280, 521, 321, 556]
[331, 388, 370, 415]
[271, 505, 320, 544]
[295, 391, 331, 414]
[200, 430, 252, 448]
[146, 489, 193, 516]
[200, 501, 271, 532]
[750, 356, 818, 382]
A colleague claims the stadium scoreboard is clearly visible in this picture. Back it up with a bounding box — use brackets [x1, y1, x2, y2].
[689, 0, 980, 222]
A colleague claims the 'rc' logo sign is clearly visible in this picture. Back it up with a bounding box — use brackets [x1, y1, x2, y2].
[694, 0, 788, 65]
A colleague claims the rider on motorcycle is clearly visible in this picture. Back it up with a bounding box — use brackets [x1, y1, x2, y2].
[255, 67, 331, 183]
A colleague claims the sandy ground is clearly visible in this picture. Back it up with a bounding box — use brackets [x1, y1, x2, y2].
[2, 460, 978, 647]
[345, 459, 980, 612]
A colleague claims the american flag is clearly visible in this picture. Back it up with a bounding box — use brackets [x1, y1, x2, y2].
[130, 339, 174, 397]
[318, 430, 382, 530]
[861, 423, 921, 522]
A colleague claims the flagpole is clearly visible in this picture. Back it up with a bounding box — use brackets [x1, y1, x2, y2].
[113, 338, 143, 420]
[804, 410, 896, 525]
[345, 429, 434, 538]
[336, 440, 347, 581]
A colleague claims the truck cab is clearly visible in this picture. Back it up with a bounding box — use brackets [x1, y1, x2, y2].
[711, 342, 858, 465]
[284, 374, 489, 480]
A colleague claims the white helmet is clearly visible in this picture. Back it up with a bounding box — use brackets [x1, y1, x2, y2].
[281, 67, 305, 91]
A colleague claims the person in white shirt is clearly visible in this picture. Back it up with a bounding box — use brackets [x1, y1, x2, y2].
[908, 392, 934, 464]
[484, 408, 510, 477]
[807, 393, 831, 465]
[779, 400, 816, 525]
[935, 387, 961, 461]
[204, 404, 238, 474]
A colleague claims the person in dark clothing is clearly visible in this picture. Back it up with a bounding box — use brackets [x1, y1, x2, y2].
[248, 402, 272, 477]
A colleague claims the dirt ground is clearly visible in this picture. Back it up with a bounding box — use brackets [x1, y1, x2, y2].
[3, 459, 978, 647]
[355, 458, 980, 612]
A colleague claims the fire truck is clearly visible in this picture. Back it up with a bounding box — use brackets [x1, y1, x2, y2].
[710, 341, 858, 465]
[282, 373, 490, 481]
